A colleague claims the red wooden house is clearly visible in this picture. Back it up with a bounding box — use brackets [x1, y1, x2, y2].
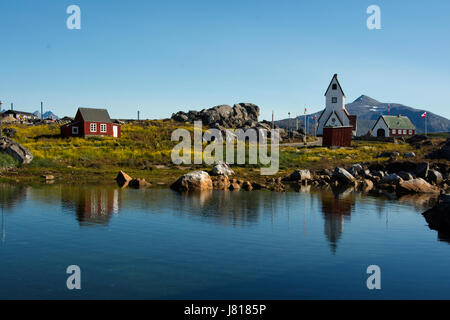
[61, 108, 121, 138]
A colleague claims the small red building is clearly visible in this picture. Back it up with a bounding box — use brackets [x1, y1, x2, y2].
[323, 126, 353, 147]
[61, 108, 121, 138]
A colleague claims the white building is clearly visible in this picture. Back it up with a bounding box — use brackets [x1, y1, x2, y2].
[371, 115, 416, 137]
[317, 74, 357, 136]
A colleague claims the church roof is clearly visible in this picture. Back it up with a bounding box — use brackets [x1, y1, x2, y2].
[324, 74, 346, 98]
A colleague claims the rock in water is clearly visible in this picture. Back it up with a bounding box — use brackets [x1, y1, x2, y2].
[283, 169, 312, 182]
[397, 178, 440, 194]
[332, 168, 356, 185]
[210, 161, 235, 177]
[129, 178, 151, 189]
[171, 171, 213, 192]
[115, 171, 133, 188]
[0, 136, 33, 164]
[423, 194, 450, 233]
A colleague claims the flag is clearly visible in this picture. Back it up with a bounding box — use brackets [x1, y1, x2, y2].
[313, 114, 317, 121]
[421, 112, 427, 119]
[304, 107, 307, 115]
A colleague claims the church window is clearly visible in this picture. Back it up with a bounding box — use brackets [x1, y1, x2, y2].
[332, 97, 337, 103]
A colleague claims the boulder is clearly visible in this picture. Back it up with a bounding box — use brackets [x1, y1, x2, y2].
[283, 169, 311, 182]
[242, 181, 253, 191]
[171, 171, 213, 192]
[382, 173, 403, 185]
[398, 171, 414, 181]
[0, 136, 33, 164]
[404, 152, 416, 158]
[210, 161, 235, 177]
[397, 178, 440, 194]
[428, 170, 443, 185]
[332, 167, 356, 185]
[347, 164, 363, 177]
[212, 176, 230, 190]
[229, 182, 241, 191]
[360, 179, 374, 192]
[116, 171, 133, 188]
[416, 162, 429, 179]
[377, 151, 400, 159]
[423, 194, 450, 233]
[427, 138, 450, 160]
[2, 128, 17, 138]
[129, 178, 151, 189]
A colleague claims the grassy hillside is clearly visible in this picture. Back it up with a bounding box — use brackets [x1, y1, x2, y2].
[0, 122, 426, 184]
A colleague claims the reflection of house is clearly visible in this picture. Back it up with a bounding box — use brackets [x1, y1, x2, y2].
[61, 187, 121, 226]
[317, 74, 357, 138]
[371, 114, 415, 137]
[60, 108, 121, 138]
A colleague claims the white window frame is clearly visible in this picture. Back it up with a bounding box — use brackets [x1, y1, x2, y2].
[90, 123, 97, 133]
[403, 130, 407, 135]
[331, 97, 337, 103]
[409, 130, 413, 135]
[392, 129, 396, 134]
[72, 126, 79, 135]
[100, 123, 107, 133]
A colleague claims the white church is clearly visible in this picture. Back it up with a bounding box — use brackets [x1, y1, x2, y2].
[317, 74, 357, 136]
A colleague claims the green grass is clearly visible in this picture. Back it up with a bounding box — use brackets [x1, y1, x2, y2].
[0, 153, 19, 168]
[0, 122, 426, 184]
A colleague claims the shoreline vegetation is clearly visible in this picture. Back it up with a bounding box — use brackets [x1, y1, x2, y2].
[0, 121, 449, 195]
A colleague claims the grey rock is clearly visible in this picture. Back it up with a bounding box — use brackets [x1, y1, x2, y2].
[332, 167, 356, 185]
[0, 137, 33, 164]
[283, 169, 312, 182]
[428, 170, 443, 185]
[416, 162, 430, 179]
[210, 161, 235, 177]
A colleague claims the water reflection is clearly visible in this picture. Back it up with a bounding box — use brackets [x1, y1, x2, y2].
[0, 184, 442, 249]
[0, 184, 29, 243]
[60, 187, 122, 226]
[320, 187, 355, 254]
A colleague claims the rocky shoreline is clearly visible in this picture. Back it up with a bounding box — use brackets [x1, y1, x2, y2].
[163, 160, 449, 197]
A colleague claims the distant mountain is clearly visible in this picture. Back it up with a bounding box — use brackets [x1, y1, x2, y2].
[275, 95, 450, 136]
[33, 111, 59, 120]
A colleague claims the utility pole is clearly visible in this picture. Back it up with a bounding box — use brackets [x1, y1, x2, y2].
[11, 103, 13, 111]
[272, 111, 274, 130]
[41, 102, 44, 120]
[137, 110, 140, 121]
[288, 112, 291, 142]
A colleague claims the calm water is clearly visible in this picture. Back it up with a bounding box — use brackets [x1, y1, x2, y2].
[0, 184, 449, 300]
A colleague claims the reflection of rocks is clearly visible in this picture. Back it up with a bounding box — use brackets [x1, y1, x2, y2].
[423, 194, 450, 241]
[319, 189, 355, 254]
[61, 187, 121, 226]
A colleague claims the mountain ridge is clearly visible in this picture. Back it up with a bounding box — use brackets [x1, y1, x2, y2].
[275, 95, 450, 135]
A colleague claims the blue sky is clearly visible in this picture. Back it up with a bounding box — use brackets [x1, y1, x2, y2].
[1, 0, 449, 120]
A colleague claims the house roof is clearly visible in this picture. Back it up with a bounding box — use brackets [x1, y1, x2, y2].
[374, 115, 416, 131]
[325, 74, 346, 97]
[4, 110, 36, 117]
[77, 108, 112, 123]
